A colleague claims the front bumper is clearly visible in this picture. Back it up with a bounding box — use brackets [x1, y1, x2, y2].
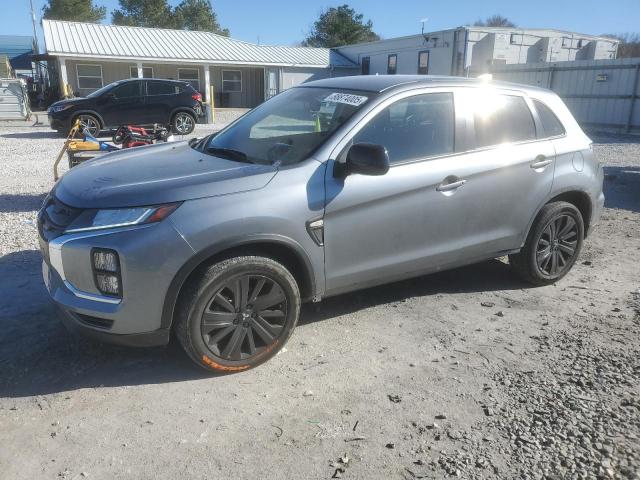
[40, 219, 195, 344]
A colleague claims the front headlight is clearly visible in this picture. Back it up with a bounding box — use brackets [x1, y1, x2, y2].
[65, 203, 181, 234]
[50, 104, 74, 113]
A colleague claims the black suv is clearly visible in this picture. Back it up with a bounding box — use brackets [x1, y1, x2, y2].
[48, 78, 204, 136]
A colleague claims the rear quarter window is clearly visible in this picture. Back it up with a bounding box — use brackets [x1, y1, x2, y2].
[533, 99, 566, 137]
[471, 94, 536, 148]
[147, 82, 179, 96]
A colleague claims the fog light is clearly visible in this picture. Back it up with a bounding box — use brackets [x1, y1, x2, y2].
[95, 273, 120, 296]
[93, 250, 119, 272]
[91, 248, 121, 297]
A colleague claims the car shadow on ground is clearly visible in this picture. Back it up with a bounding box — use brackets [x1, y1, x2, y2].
[0, 248, 530, 398]
[0, 193, 47, 213]
[603, 166, 640, 213]
[0, 131, 63, 140]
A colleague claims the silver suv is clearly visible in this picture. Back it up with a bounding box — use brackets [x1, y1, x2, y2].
[39, 75, 604, 372]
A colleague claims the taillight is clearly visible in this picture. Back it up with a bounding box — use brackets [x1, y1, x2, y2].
[192, 93, 202, 102]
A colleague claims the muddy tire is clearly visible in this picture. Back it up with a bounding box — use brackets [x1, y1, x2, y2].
[175, 256, 300, 373]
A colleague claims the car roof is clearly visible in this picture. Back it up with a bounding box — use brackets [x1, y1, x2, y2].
[300, 74, 550, 95]
[114, 78, 188, 85]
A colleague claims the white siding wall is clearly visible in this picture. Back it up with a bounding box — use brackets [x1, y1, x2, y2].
[337, 30, 465, 76]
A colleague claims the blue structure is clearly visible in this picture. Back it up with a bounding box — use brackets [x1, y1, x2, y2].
[0, 35, 34, 71]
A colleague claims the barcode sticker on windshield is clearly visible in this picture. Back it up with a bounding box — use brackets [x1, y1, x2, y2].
[324, 93, 368, 106]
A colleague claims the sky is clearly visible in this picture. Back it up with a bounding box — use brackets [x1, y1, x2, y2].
[2, 0, 639, 50]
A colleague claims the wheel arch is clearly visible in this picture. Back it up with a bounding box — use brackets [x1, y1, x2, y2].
[161, 236, 317, 331]
[523, 188, 593, 247]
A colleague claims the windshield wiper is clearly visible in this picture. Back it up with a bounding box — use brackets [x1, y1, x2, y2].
[205, 146, 252, 163]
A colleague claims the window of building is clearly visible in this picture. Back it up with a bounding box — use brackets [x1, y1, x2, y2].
[147, 81, 179, 96]
[533, 99, 566, 138]
[222, 70, 242, 92]
[471, 94, 536, 148]
[387, 54, 397, 75]
[178, 68, 200, 91]
[361, 56, 370, 75]
[510, 34, 518, 44]
[577, 39, 583, 49]
[111, 81, 142, 99]
[129, 66, 153, 78]
[76, 64, 103, 89]
[418, 51, 429, 75]
[353, 93, 455, 164]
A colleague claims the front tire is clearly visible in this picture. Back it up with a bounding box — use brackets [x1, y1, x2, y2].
[510, 201, 584, 286]
[172, 111, 196, 135]
[74, 113, 101, 137]
[175, 256, 301, 373]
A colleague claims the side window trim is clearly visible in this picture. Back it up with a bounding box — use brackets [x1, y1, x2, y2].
[332, 89, 459, 166]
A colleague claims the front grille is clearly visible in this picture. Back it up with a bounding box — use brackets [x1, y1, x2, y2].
[37, 195, 82, 243]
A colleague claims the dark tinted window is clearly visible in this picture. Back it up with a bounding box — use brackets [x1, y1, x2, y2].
[533, 99, 566, 137]
[147, 81, 178, 96]
[387, 54, 397, 75]
[418, 51, 429, 74]
[111, 81, 141, 99]
[361, 56, 370, 75]
[472, 94, 536, 147]
[354, 93, 454, 164]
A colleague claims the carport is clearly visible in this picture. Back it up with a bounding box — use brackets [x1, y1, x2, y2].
[41, 20, 357, 120]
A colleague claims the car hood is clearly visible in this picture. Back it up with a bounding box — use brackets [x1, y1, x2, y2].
[54, 141, 278, 209]
[50, 97, 87, 108]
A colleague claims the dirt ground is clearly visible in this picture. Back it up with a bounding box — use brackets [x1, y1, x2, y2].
[0, 122, 638, 480]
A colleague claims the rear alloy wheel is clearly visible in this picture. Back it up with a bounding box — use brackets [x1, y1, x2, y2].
[510, 201, 584, 286]
[172, 112, 196, 135]
[75, 114, 101, 137]
[175, 256, 300, 373]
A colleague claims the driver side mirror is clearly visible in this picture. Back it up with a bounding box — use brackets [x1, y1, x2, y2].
[334, 143, 390, 178]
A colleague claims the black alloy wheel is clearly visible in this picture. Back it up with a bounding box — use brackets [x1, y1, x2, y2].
[201, 274, 288, 361]
[175, 256, 301, 373]
[535, 214, 579, 277]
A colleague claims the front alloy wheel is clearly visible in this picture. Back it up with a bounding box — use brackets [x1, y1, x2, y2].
[176, 256, 301, 373]
[201, 274, 288, 361]
[77, 114, 100, 137]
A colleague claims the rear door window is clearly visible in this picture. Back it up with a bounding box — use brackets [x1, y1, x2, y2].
[533, 99, 566, 138]
[353, 92, 455, 164]
[471, 94, 536, 148]
[147, 81, 178, 96]
[111, 81, 142, 99]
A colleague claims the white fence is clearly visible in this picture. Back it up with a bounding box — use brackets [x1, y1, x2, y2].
[489, 58, 640, 133]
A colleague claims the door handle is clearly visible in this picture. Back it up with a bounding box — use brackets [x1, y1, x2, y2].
[530, 156, 553, 169]
[436, 179, 467, 192]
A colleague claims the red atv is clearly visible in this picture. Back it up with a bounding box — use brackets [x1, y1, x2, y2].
[112, 124, 171, 148]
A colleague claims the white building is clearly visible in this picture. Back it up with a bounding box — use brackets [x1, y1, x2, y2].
[336, 27, 619, 77]
[41, 19, 358, 110]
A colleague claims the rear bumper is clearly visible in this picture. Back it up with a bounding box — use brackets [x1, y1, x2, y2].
[58, 306, 170, 347]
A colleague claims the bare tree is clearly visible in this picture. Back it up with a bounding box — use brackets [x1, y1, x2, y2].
[473, 15, 517, 28]
[603, 33, 640, 58]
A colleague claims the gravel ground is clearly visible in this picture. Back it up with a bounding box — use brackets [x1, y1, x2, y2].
[0, 122, 638, 480]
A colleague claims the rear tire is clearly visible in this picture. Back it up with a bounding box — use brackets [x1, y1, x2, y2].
[509, 201, 584, 286]
[172, 111, 196, 135]
[175, 256, 301, 373]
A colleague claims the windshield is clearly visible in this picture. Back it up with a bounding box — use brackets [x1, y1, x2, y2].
[87, 82, 118, 98]
[200, 87, 374, 165]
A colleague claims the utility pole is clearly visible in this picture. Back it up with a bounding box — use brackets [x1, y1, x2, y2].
[29, 0, 42, 83]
